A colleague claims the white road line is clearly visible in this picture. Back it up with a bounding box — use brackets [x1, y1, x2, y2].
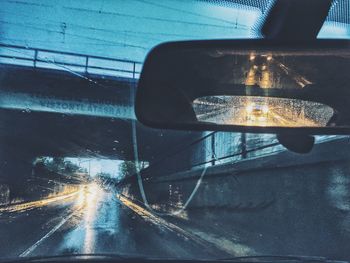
[0, 191, 81, 214]
[117, 194, 255, 257]
[19, 213, 74, 257]
[116, 195, 210, 246]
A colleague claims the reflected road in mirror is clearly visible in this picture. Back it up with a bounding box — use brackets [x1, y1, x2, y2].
[193, 96, 334, 127]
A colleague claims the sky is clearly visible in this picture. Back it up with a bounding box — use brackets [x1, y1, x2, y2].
[66, 157, 123, 179]
[0, 0, 348, 68]
[0, 0, 261, 62]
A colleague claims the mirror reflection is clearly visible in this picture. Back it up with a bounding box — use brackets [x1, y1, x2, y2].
[193, 96, 335, 127]
[137, 41, 350, 131]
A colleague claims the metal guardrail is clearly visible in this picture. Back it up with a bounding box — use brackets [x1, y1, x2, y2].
[0, 43, 143, 79]
[143, 132, 342, 177]
[193, 136, 280, 168]
[141, 132, 284, 178]
[175, 132, 282, 169]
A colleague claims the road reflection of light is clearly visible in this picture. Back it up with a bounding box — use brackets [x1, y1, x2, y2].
[0, 186, 82, 213]
[58, 183, 124, 254]
[326, 170, 350, 210]
[244, 66, 271, 88]
[74, 186, 88, 210]
[118, 195, 254, 257]
[82, 183, 104, 253]
[326, 170, 350, 236]
[276, 61, 313, 88]
[260, 71, 271, 88]
[245, 69, 256, 86]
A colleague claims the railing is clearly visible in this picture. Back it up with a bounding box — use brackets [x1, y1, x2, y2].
[0, 44, 343, 177]
[142, 132, 343, 178]
[140, 132, 284, 179]
[0, 43, 143, 79]
[187, 132, 283, 168]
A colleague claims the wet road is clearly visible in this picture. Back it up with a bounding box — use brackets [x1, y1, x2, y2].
[1, 156, 350, 261]
[196, 57, 324, 128]
[201, 106, 318, 127]
[0, 183, 224, 259]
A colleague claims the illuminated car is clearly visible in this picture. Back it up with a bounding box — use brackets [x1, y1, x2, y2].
[246, 103, 269, 121]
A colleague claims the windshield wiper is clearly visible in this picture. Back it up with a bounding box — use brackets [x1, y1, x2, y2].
[218, 255, 348, 263]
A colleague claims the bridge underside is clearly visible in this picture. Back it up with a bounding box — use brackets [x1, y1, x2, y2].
[0, 64, 198, 162]
[0, 64, 203, 193]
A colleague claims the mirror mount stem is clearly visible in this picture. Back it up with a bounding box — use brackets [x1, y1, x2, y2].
[261, 0, 332, 40]
[277, 134, 315, 154]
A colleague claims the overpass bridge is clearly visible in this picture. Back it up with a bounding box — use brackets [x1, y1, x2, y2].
[1, 44, 350, 259]
[0, 44, 199, 158]
[0, 43, 344, 202]
[0, 44, 202, 195]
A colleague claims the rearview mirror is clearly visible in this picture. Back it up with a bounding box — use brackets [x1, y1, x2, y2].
[136, 40, 350, 134]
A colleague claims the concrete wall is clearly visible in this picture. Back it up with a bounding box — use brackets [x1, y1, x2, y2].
[119, 137, 350, 259]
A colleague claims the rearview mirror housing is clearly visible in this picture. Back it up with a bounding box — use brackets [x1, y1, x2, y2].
[135, 39, 350, 135]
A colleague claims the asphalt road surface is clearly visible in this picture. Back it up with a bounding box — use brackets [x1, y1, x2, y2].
[1, 153, 350, 261]
[0, 183, 227, 259]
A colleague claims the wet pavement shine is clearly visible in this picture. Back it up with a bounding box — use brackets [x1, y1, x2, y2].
[0, 183, 223, 259]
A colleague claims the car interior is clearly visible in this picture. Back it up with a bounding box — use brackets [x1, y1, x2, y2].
[0, 0, 350, 263]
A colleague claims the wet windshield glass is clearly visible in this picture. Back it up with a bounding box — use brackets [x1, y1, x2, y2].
[0, 0, 350, 261]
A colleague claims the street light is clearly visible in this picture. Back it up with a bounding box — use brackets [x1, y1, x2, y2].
[78, 159, 92, 177]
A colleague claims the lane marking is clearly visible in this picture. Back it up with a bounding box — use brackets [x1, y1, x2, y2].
[0, 190, 81, 214]
[19, 213, 74, 257]
[117, 194, 252, 257]
[189, 229, 256, 257]
[117, 195, 210, 245]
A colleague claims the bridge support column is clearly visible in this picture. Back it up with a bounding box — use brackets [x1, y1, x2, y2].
[0, 146, 35, 202]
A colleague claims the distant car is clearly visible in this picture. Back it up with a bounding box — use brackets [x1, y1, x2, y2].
[246, 103, 269, 121]
[250, 55, 272, 71]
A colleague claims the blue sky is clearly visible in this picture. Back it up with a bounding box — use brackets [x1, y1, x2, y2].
[0, 0, 261, 62]
[0, 0, 348, 63]
[1, 0, 349, 62]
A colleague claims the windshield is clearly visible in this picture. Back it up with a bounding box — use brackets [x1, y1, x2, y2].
[0, 0, 350, 262]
